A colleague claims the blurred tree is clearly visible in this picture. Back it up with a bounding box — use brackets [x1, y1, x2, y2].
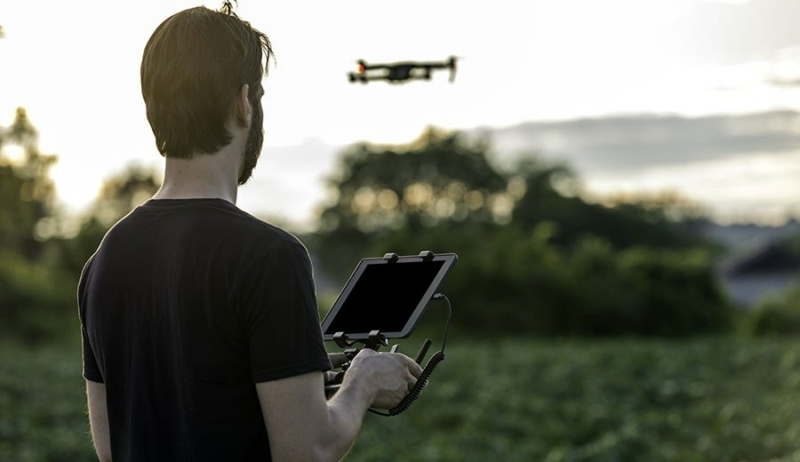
[0, 108, 58, 260]
[311, 126, 712, 284]
[307, 125, 729, 337]
[370, 223, 730, 336]
[0, 108, 72, 342]
[54, 165, 160, 277]
[311, 127, 513, 280]
[0, 107, 161, 342]
[742, 284, 800, 336]
[317, 127, 508, 234]
[510, 158, 710, 250]
[86, 164, 160, 229]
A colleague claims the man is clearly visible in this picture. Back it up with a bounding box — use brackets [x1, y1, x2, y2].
[78, 4, 422, 461]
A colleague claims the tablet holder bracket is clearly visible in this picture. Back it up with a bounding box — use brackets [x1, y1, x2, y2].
[324, 251, 452, 417]
[333, 330, 388, 354]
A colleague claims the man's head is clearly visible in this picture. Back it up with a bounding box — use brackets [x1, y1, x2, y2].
[141, 2, 273, 184]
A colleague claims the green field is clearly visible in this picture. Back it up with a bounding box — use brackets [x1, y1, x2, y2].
[2, 336, 800, 461]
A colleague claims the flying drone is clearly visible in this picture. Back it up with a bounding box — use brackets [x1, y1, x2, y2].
[348, 56, 458, 84]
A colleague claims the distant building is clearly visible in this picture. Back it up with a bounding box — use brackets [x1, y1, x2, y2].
[719, 243, 800, 307]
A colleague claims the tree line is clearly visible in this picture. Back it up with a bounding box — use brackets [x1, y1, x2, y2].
[3, 110, 786, 343]
[0, 108, 160, 342]
[306, 127, 730, 337]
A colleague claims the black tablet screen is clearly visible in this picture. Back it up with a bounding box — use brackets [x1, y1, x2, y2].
[324, 260, 445, 335]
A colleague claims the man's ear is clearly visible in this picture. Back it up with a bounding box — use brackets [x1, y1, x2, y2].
[235, 83, 251, 128]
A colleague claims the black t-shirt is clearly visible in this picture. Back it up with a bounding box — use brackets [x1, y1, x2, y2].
[78, 198, 332, 461]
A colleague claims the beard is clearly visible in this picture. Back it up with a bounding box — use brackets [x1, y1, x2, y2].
[238, 100, 264, 185]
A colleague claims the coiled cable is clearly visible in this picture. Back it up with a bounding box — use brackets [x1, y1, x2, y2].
[369, 293, 451, 417]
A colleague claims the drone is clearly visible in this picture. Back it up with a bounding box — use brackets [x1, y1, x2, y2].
[348, 56, 458, 84]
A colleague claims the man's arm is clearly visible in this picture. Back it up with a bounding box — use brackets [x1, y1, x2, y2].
[256, 349, 421, 461]
[86, 380, 112, 462]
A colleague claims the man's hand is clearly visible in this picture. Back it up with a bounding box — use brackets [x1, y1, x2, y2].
[325, 353, 349, 384]
[342, 349, 423, 409]
[257, 349, 422, 461]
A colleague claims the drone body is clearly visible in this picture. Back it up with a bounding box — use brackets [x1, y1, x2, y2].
[348, 56, 458, 84]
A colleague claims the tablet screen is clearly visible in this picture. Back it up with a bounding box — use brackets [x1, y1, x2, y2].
[321, 253, 456, 339]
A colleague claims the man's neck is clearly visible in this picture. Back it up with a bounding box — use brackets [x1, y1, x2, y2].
[153, 149, 241, 204]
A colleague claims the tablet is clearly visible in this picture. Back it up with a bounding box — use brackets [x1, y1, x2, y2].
[321, 252, 458, 340]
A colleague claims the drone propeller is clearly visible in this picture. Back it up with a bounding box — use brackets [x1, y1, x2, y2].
[347, 59, 369, 83]
[447, 56, 463, 83]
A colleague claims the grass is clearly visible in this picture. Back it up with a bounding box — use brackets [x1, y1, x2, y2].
[2, 336, 800, 461]
[356, 336, 800, 461]
[0, 338, 93, 462]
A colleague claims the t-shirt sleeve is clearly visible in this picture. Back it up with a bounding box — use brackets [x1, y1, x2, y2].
[77, 258, 104, 383]
[81, 324, 104, 383]
[237, 240, 332, 383]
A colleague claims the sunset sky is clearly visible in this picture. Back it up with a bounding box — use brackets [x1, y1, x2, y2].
[2, 0, 800, 228]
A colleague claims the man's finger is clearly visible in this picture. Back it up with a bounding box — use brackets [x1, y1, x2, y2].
[328, 352, 348, 368]
[405, 356, 424, 378]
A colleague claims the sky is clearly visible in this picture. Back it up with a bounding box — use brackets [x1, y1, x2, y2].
[2, 0, 800, 228]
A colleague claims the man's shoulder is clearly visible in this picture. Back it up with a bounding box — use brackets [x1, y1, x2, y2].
[225, 211, 306, 254]
[204, 206, 310, 268]
[119, 198, 302, 243]
[94, 198, 309, 265]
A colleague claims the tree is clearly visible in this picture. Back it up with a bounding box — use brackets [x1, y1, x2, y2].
[86, 164, 161, 228]
[0, 108, 58, 259]
[510, 157, 710, 250]
[311, 127, 515, 281]
[0, 108, 72, 342]
[308, 126, 728, 336]
[55, 165, 161, 277]
[317, 127, 509, 234]
[0, 106, 163, 342]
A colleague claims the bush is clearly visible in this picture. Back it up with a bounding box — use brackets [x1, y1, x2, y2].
[742, 285, 800, 336]
[573, 240, 732, 336]
[367, 223, 732, 337]
[0, 250, 78, 343]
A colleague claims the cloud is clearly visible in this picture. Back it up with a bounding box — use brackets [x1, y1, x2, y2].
[694, 0, 750, 5]
[682, 0, 800, 64]
[237, 138, 340, 228]
[474, 110, 800, 223]
[482, 110, 800, 174]
[769, 78, 800, 88]
[236, 111, 800, 226]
